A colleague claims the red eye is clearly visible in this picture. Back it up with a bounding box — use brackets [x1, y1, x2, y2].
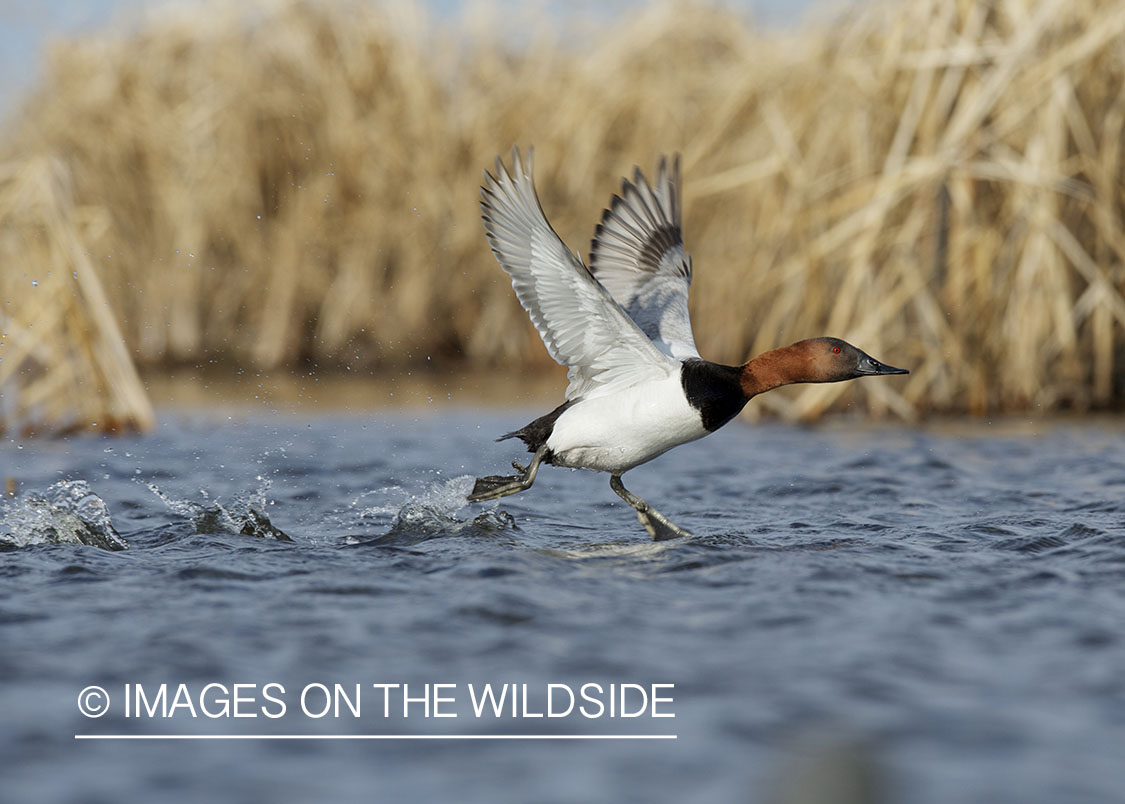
[832, 346, 841, 354]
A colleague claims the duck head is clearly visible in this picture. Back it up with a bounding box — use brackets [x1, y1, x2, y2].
[798, 337, 909, 382]
[740, 337, 908, 398]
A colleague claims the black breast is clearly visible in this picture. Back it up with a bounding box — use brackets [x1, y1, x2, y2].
[680, 359, 748, 432]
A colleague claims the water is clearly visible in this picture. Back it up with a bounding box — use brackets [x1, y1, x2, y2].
[1, 409, 1123, 803]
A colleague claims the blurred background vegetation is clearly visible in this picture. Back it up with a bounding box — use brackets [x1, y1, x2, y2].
[1, 0, 1124, 434]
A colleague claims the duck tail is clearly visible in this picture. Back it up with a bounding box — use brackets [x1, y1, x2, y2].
[494, 400, 574, 453]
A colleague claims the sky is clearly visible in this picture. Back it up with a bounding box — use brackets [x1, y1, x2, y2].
[0, 0, 825, 116]
[0, 0, 129, 111]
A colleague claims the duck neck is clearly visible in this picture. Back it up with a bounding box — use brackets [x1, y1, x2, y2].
[739, 344, 806, 399]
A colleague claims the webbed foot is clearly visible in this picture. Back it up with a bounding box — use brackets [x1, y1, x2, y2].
[467, 445, 548, 503]
[636, 509, 692, 541]
[468, 473, 528, 502]
[609, 474, 692, 541]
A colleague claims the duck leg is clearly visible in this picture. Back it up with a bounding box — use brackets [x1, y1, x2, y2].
[468, 446, 549, 502]
[609, 475, 692, 541]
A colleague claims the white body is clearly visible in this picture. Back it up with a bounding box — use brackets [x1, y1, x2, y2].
[546, 370, 708, 474]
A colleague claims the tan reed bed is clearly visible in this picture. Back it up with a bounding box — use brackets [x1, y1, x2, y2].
[1, 0, 1124, 431]
[0, 157, 154, 435]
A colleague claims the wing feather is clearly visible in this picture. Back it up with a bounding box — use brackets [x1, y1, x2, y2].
[480, 149, 675, 401]
[589, 155, 700, 360]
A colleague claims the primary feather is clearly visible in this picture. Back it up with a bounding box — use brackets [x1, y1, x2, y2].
[588, 155, 699, 360]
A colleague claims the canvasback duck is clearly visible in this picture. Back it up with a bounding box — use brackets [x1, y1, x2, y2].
[468, 149, 908, 540]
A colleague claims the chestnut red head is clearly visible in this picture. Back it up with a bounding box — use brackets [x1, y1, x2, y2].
[792, 337, 909, 383]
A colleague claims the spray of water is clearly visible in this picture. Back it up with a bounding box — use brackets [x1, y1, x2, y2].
[0, 480, 126, 551]
[144, 477, 291, 541]
[345, 475, 516, 545]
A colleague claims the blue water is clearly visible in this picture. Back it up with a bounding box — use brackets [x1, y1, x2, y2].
[1, 410, 1123, 803]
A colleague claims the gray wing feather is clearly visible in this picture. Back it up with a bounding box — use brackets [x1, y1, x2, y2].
[480, 149, 674, 401]
[589, 155, 700, 360]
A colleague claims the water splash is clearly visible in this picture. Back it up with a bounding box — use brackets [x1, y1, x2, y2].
[0, 480, 127, 551]
[347, 475, 517, 545]
[145, 478, 292, 541]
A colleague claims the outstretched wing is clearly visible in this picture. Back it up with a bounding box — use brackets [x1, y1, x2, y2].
[480, 148, 676, 401]
[588, 155, 700, 360]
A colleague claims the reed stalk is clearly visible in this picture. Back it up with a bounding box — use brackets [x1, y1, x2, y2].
[2, 0, 1123, 427]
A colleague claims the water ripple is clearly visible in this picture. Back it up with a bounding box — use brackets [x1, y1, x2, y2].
[1, 416, 1124, 804]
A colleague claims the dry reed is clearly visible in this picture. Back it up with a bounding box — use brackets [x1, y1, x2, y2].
[0, 157, 154, 435]
[2, 0, 1125, 427]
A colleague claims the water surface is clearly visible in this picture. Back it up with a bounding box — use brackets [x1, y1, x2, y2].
[1, 410, 1123, 803]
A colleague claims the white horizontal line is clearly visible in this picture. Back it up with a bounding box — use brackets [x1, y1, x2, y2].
[75, 734, 677, 741]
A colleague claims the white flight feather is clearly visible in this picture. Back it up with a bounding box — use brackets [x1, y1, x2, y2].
[480, 148, 677, 402]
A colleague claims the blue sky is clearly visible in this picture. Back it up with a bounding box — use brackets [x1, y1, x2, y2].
[0, 0, 130, 111]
